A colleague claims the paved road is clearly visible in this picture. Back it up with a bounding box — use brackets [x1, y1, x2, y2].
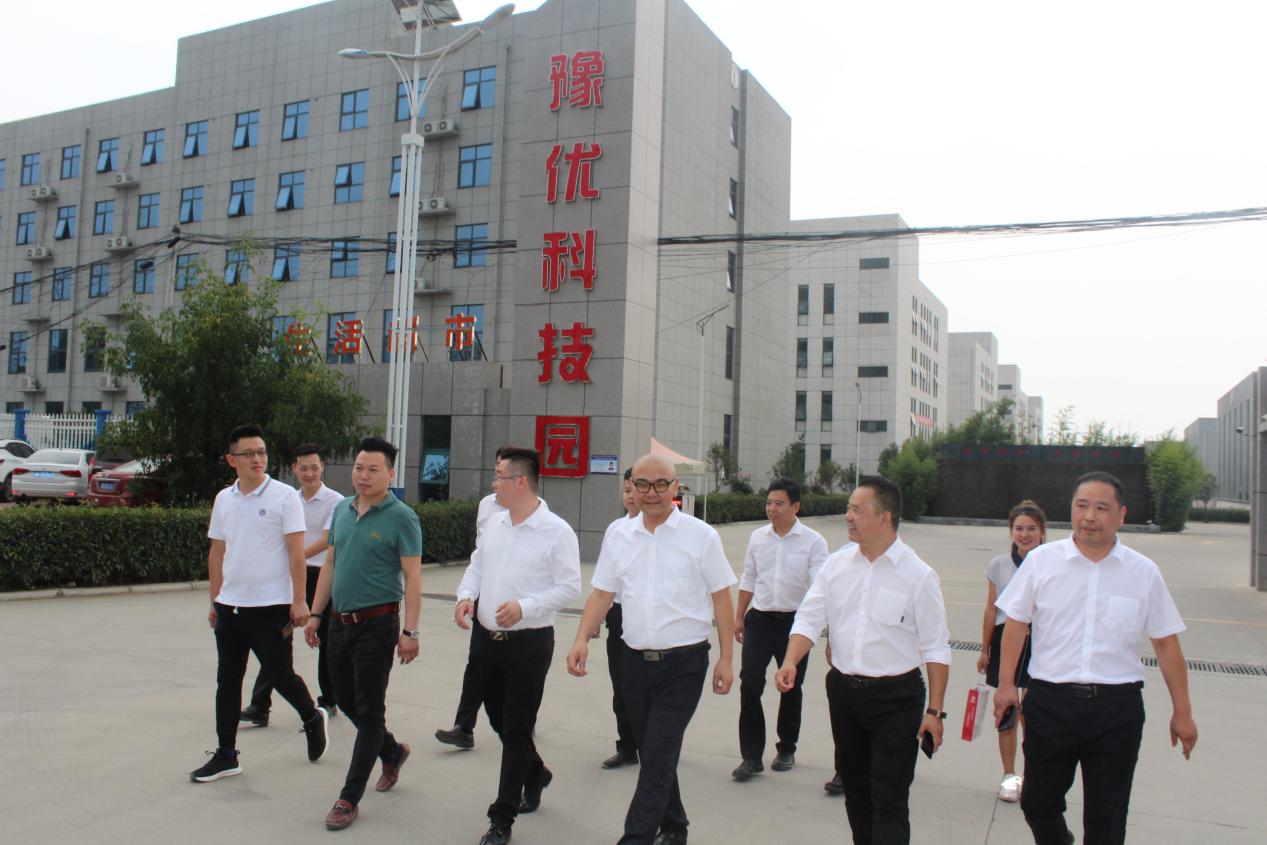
[3, 519, 1264, 844]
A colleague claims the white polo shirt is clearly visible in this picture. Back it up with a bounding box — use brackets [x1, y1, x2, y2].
[996, 536, 1186, 684]
[592, 508, 737, 650]
[301, 483, 343, 567]
[599, 513, 637, 604]
[739, 518, 829, 612]
[791, 536, 951, 676]
[208, 475, 306, 607]
[456, 499, 581, 630]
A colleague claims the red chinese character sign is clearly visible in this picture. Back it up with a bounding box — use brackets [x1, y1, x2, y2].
[334, 319, 363, 356]
[548, 51, 605, 111]
[536, 416, 589, 477]
[388, 315, 420, 353]
[444, 313, 478, 351]
[284, 322, 313, 357]
[546, 143, 602, 203]
[538, 321, 595, 383]
[540, 229, 596, 291]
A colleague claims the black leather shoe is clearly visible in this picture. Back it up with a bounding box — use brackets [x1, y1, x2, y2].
[601, 750, 639, 769]
[435, 726, 475, 749]
[239, 704, 269, 727]
[652, 828, 687, 845]
[478, 824, 511, 845]
[731, 759, 763, 781]
[517, 766, 553, 813]
[771, 751, 795, 771]
[824, 773, 844, 795]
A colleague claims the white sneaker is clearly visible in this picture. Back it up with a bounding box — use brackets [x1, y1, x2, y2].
[998, 774, 1023, 802]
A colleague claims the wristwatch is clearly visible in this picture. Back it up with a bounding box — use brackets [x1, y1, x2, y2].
[926, 708, 947, 719]
[402, 628, 420, 639]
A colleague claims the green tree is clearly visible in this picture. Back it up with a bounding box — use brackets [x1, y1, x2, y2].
[1083, 420, 1139, 446]
[88, 266, 370, 503]
[884, 438, 939, 520]
[813, 458, 842, 493]
[876, 443, 900, 477]
[942, 397, 1018, 445]
[1048, 405, 1079, 445]
[706, 441, 739, 491]
[769, 435, 807, 485]
[1146, 434, 1206, 532]
[835, 462, 858, 494]
[1197, 471, 1219, 511]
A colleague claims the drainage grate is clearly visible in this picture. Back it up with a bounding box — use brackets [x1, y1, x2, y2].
[949, 639, 1267, 678]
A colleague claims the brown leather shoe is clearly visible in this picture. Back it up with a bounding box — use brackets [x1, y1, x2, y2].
[375, 742, 411, 792]
[325, 799, 358, 830]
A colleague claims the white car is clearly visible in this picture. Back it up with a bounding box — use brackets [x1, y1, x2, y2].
[0, 439, 36, 501]
[11, 448, 96, 503]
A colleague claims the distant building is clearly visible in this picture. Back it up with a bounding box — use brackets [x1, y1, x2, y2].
[947, 331, 998, 428]
[997, 364, 1043, 443]
[1183, 417, 1218, 480]
[1215, 373, 1261, 503]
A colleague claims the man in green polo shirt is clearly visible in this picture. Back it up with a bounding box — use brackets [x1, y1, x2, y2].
[304, 436, 423, 831]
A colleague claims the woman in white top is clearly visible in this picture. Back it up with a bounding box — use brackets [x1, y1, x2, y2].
[976, 499, 1046, 803]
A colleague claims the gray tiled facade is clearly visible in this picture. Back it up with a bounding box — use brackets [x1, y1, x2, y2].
[947, 331, 997, 428]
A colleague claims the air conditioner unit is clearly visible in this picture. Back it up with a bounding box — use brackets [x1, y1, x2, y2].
[413, 276, 442, 295]
[419, 196, 452, 215]
[19, 376, 41, 392]
[110, 172, 136, 189]
[26, 245, 52, 261]
[27, 184, 57, 201]
[98, 374, 123, 391]
[105, 235, 135, 253]
[420, 116, 459, 138]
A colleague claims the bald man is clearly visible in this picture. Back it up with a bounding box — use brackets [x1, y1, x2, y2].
[568, 454, 737, 845]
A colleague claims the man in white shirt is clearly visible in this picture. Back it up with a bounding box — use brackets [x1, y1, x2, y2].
[437, 451, 510, 750]
[189, 425, 328, 783]
[994, 471, 1198, 845]
[567, 453, 737, 845]
[455, 447, 582, 845]
[732, 477, 828, 781]
[241, 443, 343, 725]
[778, 475, 950, 845]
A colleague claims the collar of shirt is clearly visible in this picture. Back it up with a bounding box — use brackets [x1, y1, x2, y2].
[349, 493, 397, 516]
[854, 535, 903, 568]
[302, 483, 340, 503]
[631, 505, 682, 536]
[1063, 536, 1124, 565]
[762, 518, 805, 540]
[231, 475, 273, 498]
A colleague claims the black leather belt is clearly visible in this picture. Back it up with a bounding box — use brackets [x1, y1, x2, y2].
[751, 608, 796, 621]
[334, 602, 399, 625]
[634, 641, 710, 662]
[836, 668, 921, 688]
[1031, 679, 1143, 698]
[485, 626, 553, 641]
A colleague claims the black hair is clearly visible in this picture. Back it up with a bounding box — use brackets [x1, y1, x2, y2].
[767, 477, 801, 504]
[227, 424, 264, 450]
[1073, 471, 1125, 505]
[293, 443, 322, 461]
[623, 467, 633, 481]
[858, 475, 903, 531]
[357, 436, 398, 469]
[499, 446, 541, 491]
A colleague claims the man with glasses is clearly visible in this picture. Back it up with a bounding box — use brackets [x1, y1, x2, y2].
[567, 453, 737, 845]
[455, 447, 581, 845]
[732, 477, 828, 782]
[190, 425, 328, 783]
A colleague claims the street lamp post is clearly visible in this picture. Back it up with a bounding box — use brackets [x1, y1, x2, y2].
[340, 1, 513, 498]
[695, 303, 728, 522]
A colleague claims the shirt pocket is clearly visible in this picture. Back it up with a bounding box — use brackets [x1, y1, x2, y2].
[1104, 595, 1140, 635]
[871, 586, 909, 627]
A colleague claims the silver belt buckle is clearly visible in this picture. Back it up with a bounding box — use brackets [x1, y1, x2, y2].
[489, 631, 507, 641]
[644, 649, 662, 662]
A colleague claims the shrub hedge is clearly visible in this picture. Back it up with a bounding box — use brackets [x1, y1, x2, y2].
[1188, 507, 1250, 524]
[0, 498, 480, 592]
[694, 492, 851, 524]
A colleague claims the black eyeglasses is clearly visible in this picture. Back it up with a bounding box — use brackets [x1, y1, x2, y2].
[632, 478, 676, 494]
[230, 449, 267, 459]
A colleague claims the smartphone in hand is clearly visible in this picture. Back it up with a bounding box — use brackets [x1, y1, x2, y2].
[920, 731, 935, 759]
[997, 705, 1018, 732]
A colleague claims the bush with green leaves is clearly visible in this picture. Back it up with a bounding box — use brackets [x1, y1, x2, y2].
[693, 493, 851, 525]
[1147, 436, 1209, 531]
[881, 439, 939, 520]
[1187, 506, 1249, 524]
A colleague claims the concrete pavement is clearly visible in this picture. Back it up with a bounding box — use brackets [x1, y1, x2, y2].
[3, 518, 1264, 844]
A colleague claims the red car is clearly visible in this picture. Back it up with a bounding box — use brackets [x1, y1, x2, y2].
[87, 460, 166, 507]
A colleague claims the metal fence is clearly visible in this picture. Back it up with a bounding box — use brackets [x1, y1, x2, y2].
[0, 413, 103, 450]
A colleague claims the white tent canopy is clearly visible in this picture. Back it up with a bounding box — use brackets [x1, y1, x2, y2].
[649, 437, 705, 477]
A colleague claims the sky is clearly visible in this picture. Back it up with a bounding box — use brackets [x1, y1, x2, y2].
[4, 0, 1264, 440]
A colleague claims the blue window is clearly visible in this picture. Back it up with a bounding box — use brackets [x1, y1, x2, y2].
[448, 304, 485, 361]
[272, 315, 296, 339]
[396, 80, 427, 121]
[233, 110, 259, 149]
[137, 193, 160, 229]
[225, 249, 249, 285]
[175, 254, 199, 290]
[133, 259, 155, 294]
[183, 120, 208, 157]
[47, 329, 69, 373]
[458, 144, 491, 188]
[389, 156, 402, 197]
[227, 178, 254, 217]
[83, 337, 104, 373]
[8, 332, 29, 374]
[276, 171, 303, 210]
[89, 262, 110, 298]
[52, 268, 73, 301]
[16, 211, 35, 245]
[339, 90, 368, 131]
[461, 67, 496, 110]
[334, 163, 364, 203]
[93, 200, 115, 235]
[54, 206, 76, 240]
[12, 272, 32, 305]
[272, 245, 299, 281]
[142, 129, 164, 165]
[179, 186, 203, 223]
[331, 240, 359, 278]
[281, 101, 309, 140]
[326, 312, 358, 364]
[385, 232, 397, 274]
[21, 153, 40, 186]
[61, 145, 81, 179]
[97, 138, 119, 173]
[454, 223, 488, 268]
[125, 400, 146, 418]
[0, 159, 6, 189]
